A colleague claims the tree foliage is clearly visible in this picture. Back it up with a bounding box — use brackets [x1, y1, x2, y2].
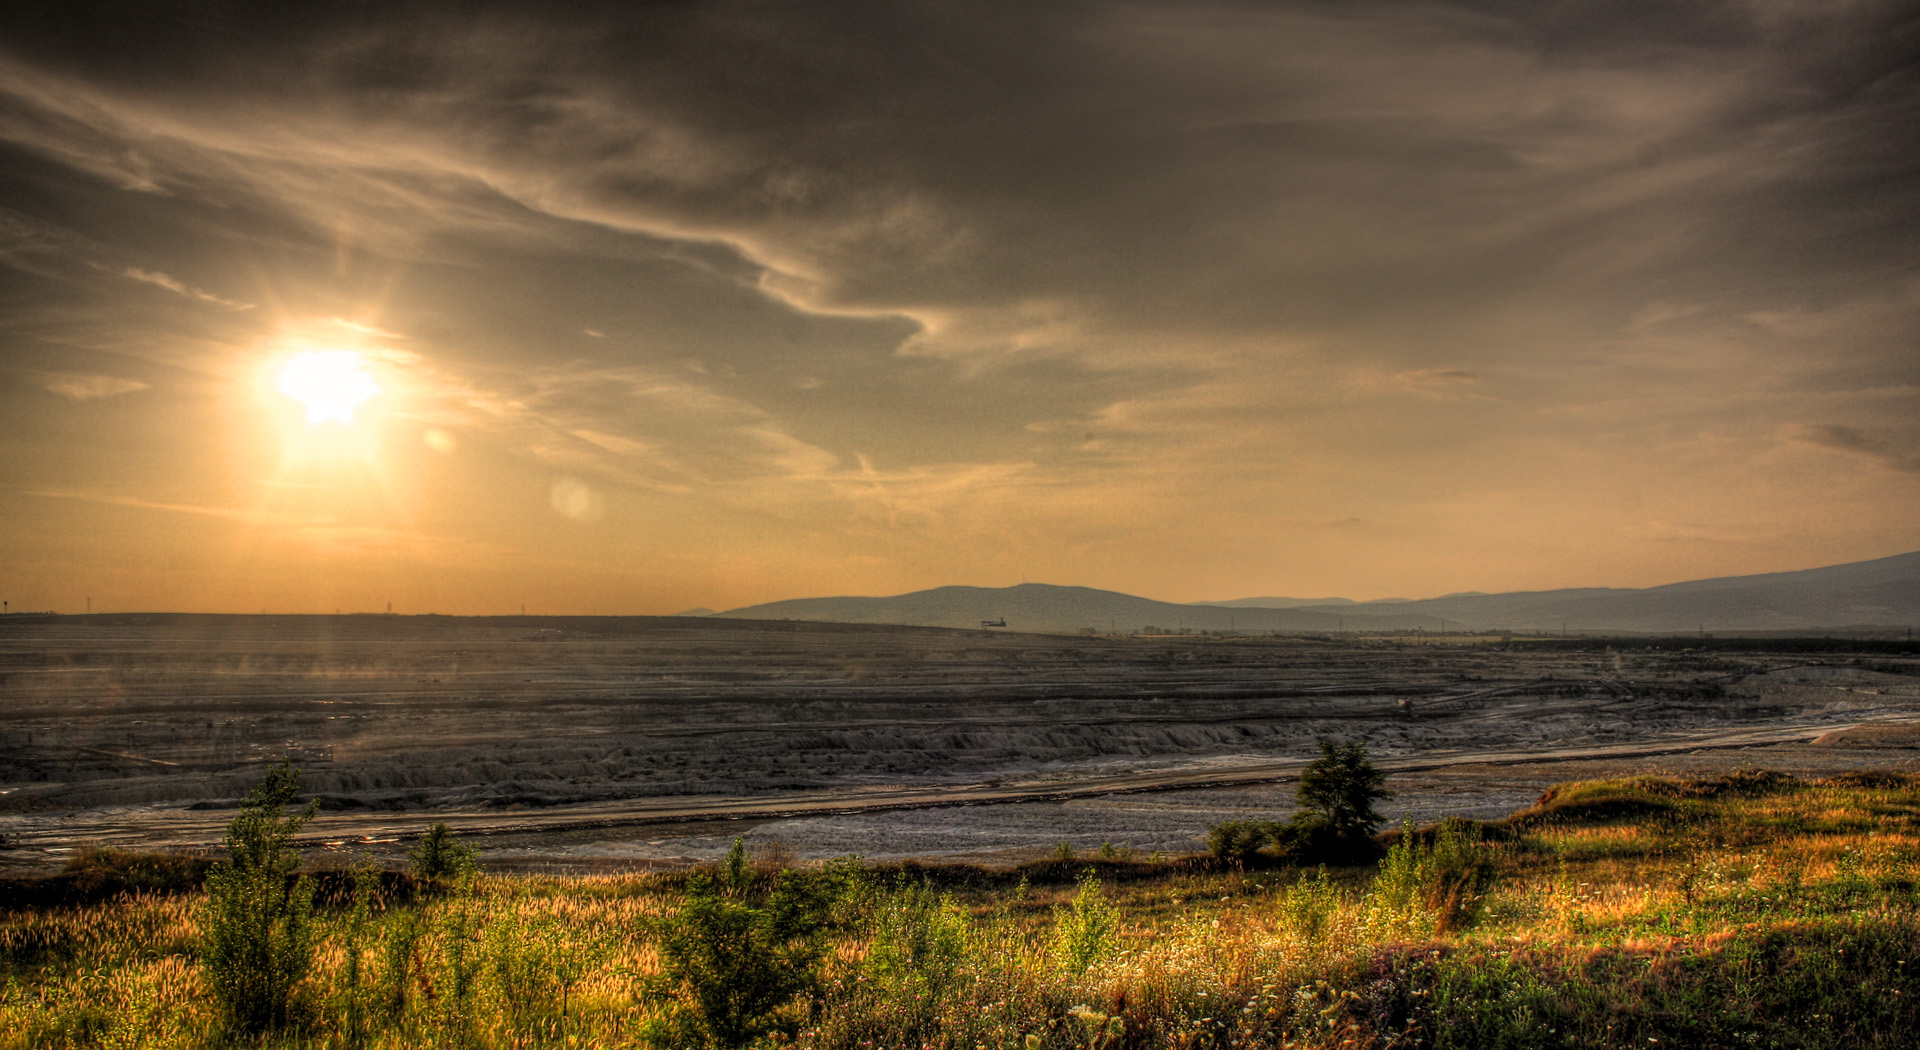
[201, 759, 319, 1034]
[1296, 738, 1392, 840]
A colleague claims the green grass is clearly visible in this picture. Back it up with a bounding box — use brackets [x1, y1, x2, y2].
[3, 770, 1917, 1048]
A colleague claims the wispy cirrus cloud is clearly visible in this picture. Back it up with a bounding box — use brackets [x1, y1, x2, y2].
[121, 267, 252, 309]
[39, 372, 148, 400]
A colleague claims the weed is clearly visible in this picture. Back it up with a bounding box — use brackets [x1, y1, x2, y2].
[1052, 870, 1119, 974]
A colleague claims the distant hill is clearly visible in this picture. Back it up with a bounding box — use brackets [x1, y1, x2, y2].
[1190, 596, 1358, 608]
[719, 584, 1441, 634]
[717, 551, 1920, 635]
[1287, 550, 1920, 634]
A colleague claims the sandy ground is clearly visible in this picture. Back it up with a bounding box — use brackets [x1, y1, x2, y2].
[3, 614, 1916, 874]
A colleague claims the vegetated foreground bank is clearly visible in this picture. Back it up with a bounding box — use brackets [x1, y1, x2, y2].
[4, 769, 1918, 1048]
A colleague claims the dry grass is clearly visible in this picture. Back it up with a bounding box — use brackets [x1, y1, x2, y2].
[4, 772, 1918, 1048]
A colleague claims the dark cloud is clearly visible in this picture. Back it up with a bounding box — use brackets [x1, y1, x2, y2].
[0, 1, 1916, 610]
[1798, 424, 1920, 475]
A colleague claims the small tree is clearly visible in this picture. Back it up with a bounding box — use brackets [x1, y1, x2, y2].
[1296, 738, 1392, 839]
[202, 759, 319, 1034]
[657, 839, 829, 1049]
[1276, 739, 1393, 864]
[409, 821, 476, 882]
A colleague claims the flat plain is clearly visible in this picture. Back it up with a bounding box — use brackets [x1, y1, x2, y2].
[3, 614, 1917, 873]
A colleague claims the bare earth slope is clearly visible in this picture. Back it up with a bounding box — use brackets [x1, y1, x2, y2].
[2, 614, 1916, 871]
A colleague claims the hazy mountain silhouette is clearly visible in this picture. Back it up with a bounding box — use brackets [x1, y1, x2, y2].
[1190, 596, 1358, 608]
[1304, 550, 1920, 633]
[717, 551, 1920, 634]
[720, 583, 1436, 633]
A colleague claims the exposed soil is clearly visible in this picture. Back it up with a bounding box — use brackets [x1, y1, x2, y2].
[3, 614, 1916, 874]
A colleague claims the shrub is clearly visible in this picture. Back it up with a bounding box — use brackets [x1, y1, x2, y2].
[1206, 819, 1274, 863]
[328, 861, 382, 1043]
[1366, 818, 1495, 937]
[656, 840, 830, 1048]
[853, 879, 972, 1045]
[1052, 869, 1119, 974]
[60, 846, 210, 896]
[1279, 865, 1343, 940]
[408, 821, 476, 883]
[865, 879, 968, 989]
[816, 854, 875, 931]
[723, 835, 752, 894]
[200, 759, 320, 1034]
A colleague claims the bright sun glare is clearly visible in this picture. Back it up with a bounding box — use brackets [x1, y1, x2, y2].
[279, 351, 379, 424]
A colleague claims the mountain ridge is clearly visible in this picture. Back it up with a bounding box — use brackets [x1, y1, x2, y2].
[715, 551, 1920, 635]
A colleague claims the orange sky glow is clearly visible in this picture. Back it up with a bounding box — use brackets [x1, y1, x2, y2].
[2, 4, 1917, 615]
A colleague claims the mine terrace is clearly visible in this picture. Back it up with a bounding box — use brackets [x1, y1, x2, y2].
[3, 614, 1916, 873]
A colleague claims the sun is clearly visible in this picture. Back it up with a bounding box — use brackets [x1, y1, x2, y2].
[279, 350, 379, 424]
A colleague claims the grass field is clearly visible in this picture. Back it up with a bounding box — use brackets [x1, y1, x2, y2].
[4, 769, 1917, 1048]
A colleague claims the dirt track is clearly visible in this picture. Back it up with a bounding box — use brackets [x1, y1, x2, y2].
[3, 614, 1917, 872]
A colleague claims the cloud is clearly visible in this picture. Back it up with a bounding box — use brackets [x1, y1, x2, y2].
[30, 490, 503, 565]
[1796, 424, 1920, 474]
[0, 2, 1917, 607]
[122, 267, 253, 309]
[28, 490, 332, 526]
[40, 372, 147, 399]
[1395, 368, 1487, 396]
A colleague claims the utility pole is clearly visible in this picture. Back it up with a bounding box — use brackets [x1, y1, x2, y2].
[85, 596, 90, 615]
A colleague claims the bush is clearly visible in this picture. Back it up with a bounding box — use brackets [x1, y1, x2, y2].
[408, 821, 476, 883]
[1052, 869, 1119, 974]
[852, 879, 972, 1045]
[867, 880, 968, 987]
[656, 839, 830, 1048]
[1275, 812, 1385, 866]
[1366, 818, 1495, 937]
[201, 759, 319, 1034]
[1206, 819, 1275, 863]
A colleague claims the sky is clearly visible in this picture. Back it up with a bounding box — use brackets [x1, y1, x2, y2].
[0, 1, 1917, 616]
